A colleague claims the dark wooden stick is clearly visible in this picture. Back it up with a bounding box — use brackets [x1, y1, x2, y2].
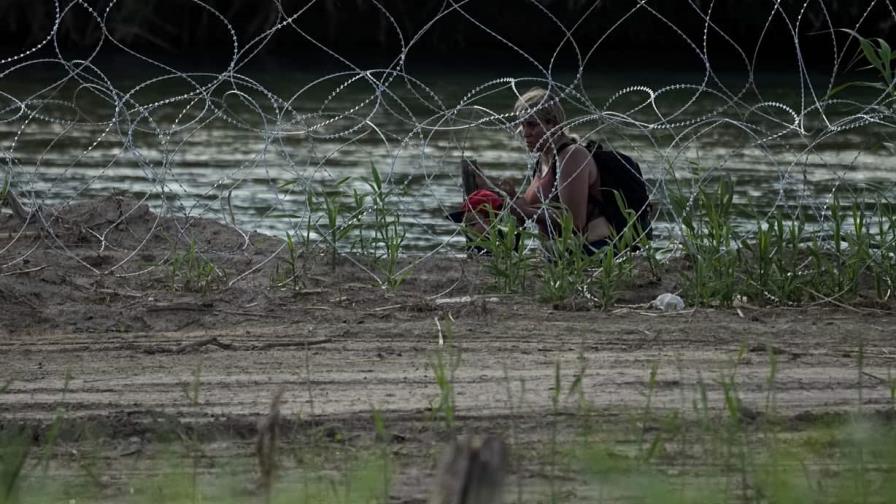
[172, 336, 234, 353]
[141, 336, 332, 354]
[252, 338, 332, 351]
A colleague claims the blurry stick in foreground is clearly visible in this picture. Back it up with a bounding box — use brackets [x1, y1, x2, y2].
[430, 435, 508, 504]
[256, 387, 286, 501]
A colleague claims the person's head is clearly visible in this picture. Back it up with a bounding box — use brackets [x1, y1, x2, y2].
[514, 87, 566, 152]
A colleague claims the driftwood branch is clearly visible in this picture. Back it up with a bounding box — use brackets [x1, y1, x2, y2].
[4, 190, 31, 223]
[252, 338, 332, 351]
[142, 336, 332, 354]
[0, 231, 42, 240]
[171, 336, 234, 354]
[0, 265, 47, 276]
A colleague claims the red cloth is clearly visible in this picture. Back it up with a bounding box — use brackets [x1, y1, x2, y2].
[463, 189, 503, 213]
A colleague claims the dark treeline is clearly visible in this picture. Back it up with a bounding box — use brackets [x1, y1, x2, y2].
[1, 1, 893, 66]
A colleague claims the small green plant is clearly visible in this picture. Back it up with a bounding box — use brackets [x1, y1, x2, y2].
[302, 192, 319, 253]
[567, 350, 592, 439]
[0, 427, 31, 503]
[428, 317, 462, 431]
[314, 177, 365, 268]
[638, 362, 660, 461]
[739, 209, 809, 304]
[830, 194, 849, 293]
[71, 425, 104, 494]
[364, 165, 410, 289]
[670, 164, 755, 305]
[539, 203, 637, 308]
[169, 240, 224, 293]
[845, 200, 874, 293]
[594, 245, 633, 310]
[764, 345, 780, 418]
[668, 168, 896, 307]
[370, 408, 392, 504]
[176, 364, 206, 504]
[349, 187, 370, 255]
[799, 195, 877, 303]
[871, 196, 896, 300]
[830, 30, 896, 99]
[470, 209, 534, 294]
[888, 367, 896, 412]
[548, 360, 562, 504]
[679, 176, 739, 305]
[740, 215, 774, 300]
[769, 210, 808, 303]
[271, 231, 305, 291]
[539, 209, 598, 303]
[39, 370, 72, 471]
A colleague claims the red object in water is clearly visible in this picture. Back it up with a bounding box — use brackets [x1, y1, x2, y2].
[463, 189, 504, 213]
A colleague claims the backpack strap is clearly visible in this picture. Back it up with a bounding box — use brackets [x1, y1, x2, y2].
[582, 139, 597, 152]
[532, 138, 578, 178]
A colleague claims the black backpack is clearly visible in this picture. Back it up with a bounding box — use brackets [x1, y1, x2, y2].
[546, 139, 652, 241]
[583, 140, 652, 240]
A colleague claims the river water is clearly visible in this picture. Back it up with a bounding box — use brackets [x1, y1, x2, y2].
[3, 63, 894, 252]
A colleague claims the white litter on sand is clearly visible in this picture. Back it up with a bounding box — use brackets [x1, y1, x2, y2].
[649, 293, 685, 312]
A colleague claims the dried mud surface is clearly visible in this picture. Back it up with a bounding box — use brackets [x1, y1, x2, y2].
[2, 196, 896, 502]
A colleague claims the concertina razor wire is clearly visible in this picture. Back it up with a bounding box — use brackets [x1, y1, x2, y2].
[1, 0, 895, 296]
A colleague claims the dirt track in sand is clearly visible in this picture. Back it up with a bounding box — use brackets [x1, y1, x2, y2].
[4, 307, 895, 427]
[2, 195, 896, 501]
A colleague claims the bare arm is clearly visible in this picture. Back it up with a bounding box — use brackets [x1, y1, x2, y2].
[507, 188, 563, 236]
[507, 176, 551, 225]
[555, 145, 596, 232]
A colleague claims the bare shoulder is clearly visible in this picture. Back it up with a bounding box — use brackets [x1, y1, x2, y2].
[557, 143, 595, 180]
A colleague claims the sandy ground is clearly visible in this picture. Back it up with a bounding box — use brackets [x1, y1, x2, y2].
[2, 196, 895, 502]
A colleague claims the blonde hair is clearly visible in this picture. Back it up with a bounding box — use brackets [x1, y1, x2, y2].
[513, 87, 566, 129]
